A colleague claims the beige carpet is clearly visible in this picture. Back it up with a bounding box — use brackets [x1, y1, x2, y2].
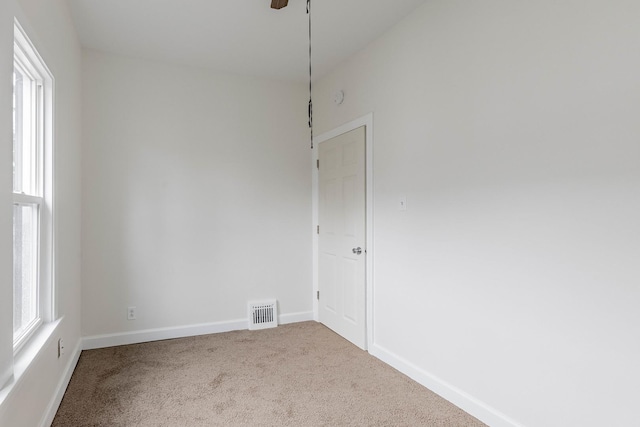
[53, 322, 486, 426]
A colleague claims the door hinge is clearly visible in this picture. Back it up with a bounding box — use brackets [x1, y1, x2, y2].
[317, 225, 319, 234]
[317, 291, 320, 300]
[316, 159, 319, 169]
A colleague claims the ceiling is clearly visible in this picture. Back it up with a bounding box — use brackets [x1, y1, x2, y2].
[67, 0, 427, 82]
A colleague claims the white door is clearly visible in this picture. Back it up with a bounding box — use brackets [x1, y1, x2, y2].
[318, 126, 366, 349]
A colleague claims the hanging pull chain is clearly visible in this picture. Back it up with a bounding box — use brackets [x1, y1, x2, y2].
[307, 0, 313, 149]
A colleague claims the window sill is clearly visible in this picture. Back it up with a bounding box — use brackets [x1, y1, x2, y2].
[0, 318, 62, 406]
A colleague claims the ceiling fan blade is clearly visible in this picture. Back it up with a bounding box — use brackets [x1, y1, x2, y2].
[271, 0, 289, 9]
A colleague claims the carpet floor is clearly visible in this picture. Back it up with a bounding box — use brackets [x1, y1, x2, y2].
[53, 322, 486, 426]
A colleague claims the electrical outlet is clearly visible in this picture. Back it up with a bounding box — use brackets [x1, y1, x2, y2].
[57, 338, 65, 358]
[128, 306, 137, 320]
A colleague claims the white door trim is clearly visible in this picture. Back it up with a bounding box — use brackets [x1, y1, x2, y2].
[312, 113, 374, 350]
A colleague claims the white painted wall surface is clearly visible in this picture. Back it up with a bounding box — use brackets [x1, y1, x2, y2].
[0, 0, 14, 394]
[81, 51, 312, 338]
[0, 0, 83, 425]
[314, 1, 640, 426]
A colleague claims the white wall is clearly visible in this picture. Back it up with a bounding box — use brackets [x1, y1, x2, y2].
[81, 51, 312, 339]
[0, 0, 15, 394]
[315, 1, 640, 426]
[0, 0, 83, 425]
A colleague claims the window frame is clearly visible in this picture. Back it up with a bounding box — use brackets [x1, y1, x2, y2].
[12, 20, 55, 354]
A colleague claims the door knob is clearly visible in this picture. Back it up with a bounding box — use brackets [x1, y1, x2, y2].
[352, 247, 362, 255]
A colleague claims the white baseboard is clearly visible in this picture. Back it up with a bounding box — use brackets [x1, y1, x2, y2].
[83, 311, 314, 350]
[279, 311, 314, 325]
[39, 339, 82, 427]
[369, 343, 525, 427]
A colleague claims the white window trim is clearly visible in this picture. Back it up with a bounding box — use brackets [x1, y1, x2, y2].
[13, 19, 55, 354]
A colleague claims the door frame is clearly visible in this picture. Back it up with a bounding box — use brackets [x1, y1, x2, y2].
[312, 113, 374, 350]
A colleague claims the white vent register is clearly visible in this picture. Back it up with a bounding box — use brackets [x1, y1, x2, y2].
[248, 300, 278, 330]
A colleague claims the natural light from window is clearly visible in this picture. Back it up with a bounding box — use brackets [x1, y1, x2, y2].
[12, 21, 53, 351]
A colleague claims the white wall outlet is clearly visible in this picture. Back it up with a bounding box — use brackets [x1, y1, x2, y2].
[399, 195, 407, 211]
[128, 306, 137, 320]
[57, 338, 65, 358]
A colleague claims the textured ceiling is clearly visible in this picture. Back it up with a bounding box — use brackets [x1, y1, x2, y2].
[68, 0, 427, 82]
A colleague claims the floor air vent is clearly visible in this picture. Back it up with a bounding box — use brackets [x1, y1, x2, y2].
[248, 300, 278, 330]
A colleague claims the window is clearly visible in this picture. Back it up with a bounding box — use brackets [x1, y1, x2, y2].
[12, 21, 54, 351]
